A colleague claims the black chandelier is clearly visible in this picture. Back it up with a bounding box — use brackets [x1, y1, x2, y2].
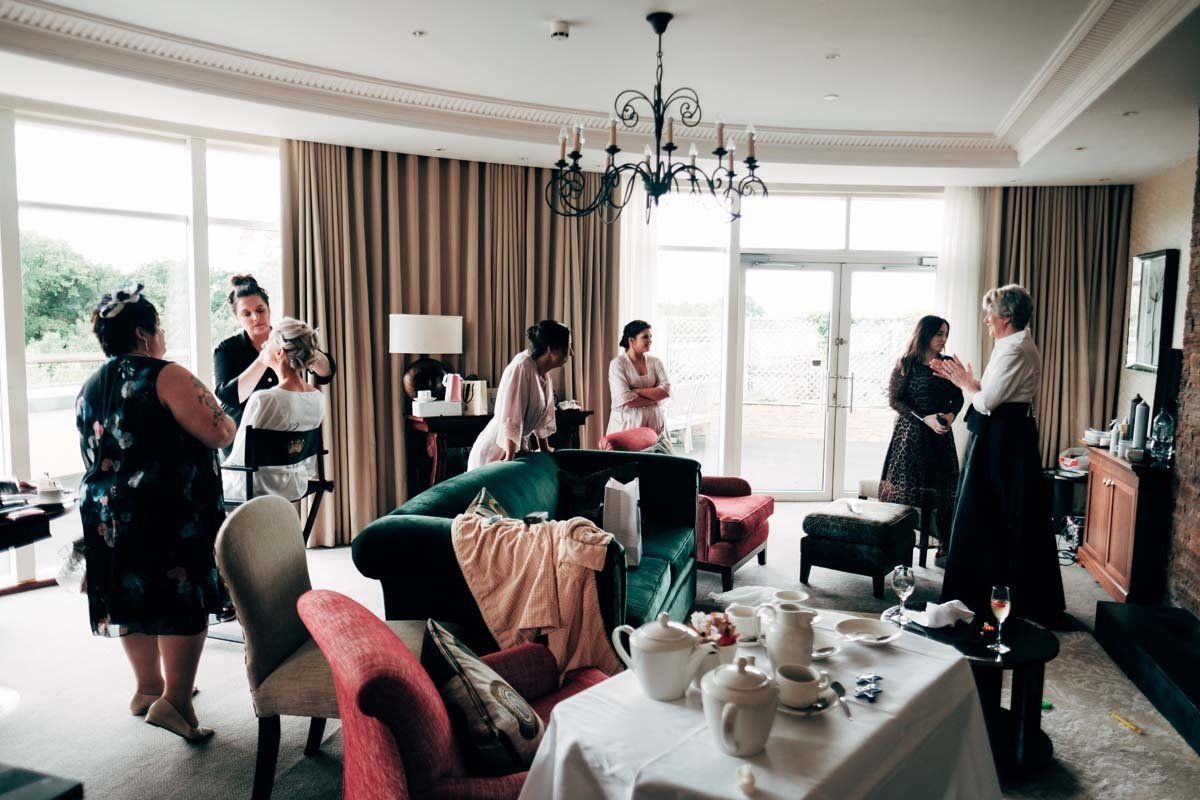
[546, 11, 766, 223]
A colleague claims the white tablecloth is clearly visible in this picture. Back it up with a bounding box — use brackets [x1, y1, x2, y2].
[519, 610, 1001, 800]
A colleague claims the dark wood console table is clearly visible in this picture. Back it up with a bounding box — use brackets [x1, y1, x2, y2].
[405, 408, 593, 496]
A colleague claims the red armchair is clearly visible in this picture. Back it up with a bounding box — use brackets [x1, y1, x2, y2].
[599, 427, 659, 451]
[697, 476, 775, 591]
[296, 589, 607, 800]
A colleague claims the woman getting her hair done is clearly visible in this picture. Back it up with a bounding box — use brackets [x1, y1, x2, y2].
[222, 317, 326, 502]
[607, 320, 672, 437]
[212, 275, 335, 431]
[878, 315, 963, 560]
[76, 284, 236, 741]
[467, 320, 572, 470]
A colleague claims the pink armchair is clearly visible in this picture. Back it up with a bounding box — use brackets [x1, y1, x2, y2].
[697, 476, 774, 591]
[599, 427, 659, 451]
[297, 589, 607, 800]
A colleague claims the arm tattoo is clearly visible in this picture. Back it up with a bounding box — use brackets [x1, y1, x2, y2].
[189, 374, 231, 430]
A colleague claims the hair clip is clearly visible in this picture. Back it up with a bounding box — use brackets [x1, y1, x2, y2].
[99, 283, 145, 319]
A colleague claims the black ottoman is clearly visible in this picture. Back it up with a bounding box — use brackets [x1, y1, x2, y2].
[800, 499, 917, 597]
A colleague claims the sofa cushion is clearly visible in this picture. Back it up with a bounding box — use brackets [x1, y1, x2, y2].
[395, 454, 559, 520]
[641, 525, 695, 580]
[712, 493, 775, 542]
[625, 556, 671, 627]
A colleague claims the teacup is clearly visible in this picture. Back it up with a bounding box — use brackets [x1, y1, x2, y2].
[772, 589, 808, 606]
[726, 604, 760, 639]
[776, 663, 831, 709]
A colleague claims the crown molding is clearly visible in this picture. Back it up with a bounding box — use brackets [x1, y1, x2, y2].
[0, 0, 1017, 168]
[997, 0, 1200, 163]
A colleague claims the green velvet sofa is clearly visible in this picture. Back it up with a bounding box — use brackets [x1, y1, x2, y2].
[352, 450, 700, 651]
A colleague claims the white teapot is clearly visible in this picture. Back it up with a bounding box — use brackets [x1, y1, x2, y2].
[612, 613, 716, 701]
[701, 656, 779, 757]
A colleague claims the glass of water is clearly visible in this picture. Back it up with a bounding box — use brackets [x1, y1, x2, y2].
[891, 565, 916, 626]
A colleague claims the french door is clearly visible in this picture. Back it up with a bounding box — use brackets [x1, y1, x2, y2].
[728, 258, 935, 501]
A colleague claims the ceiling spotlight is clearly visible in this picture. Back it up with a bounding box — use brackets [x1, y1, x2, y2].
[1098, 177, 1111, 182]
[823, 93, 841, 101]
[434, 147, 445, 152]
[551, 20, 570, 39]
[1121, 110, 1139, 117]
[411, 30, 426, 37]
[825, 53, 840, 60]
[1074, 146, 1087, 151]
[1008, 179, 1018, 183]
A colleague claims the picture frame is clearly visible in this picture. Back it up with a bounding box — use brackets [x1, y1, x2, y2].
[1125, 249, 1179, 372]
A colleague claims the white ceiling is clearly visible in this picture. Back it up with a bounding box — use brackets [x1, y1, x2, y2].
[0, 0, 1196, 186]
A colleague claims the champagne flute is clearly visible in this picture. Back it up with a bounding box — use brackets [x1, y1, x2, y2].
[891, 565, 915, 626]
[988, 585, 1012, 654]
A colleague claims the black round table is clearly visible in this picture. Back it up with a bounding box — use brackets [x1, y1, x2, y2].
[907, 615, 1059, 781]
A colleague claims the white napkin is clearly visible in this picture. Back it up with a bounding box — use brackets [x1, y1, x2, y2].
[911, 600, 975, 628]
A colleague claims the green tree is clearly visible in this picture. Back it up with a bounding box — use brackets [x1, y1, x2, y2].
[20, 232, 120, 346]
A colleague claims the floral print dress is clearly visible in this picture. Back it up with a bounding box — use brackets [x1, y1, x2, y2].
[76, 355, 233, 637]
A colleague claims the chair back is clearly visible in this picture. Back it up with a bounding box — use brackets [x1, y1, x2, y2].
[299, 589, 460, 800]
[244, 425, 324, 469]
[214, 495, 313, 689]
[600, 427, 659, 451]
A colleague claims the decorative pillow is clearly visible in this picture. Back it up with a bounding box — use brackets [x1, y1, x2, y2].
[421, 620, 545, 776]
[464, 487, 509, 526]
[557, 463, 638, 524]
[603, 477, 642, 566]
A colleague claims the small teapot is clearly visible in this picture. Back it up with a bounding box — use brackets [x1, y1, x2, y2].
[757, 603, 817, 668]
[701, 657, 779, 757]
[612, 613, 716, 701]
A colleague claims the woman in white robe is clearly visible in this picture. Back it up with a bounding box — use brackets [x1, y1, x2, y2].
[468, 320, 572, 470]
[607, 320, 671, 436]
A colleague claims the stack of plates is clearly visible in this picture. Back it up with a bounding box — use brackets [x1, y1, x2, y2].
[1083, 428, 1109, 446]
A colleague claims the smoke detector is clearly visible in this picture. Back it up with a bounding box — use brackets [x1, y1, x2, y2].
[551, 20, 570, 40]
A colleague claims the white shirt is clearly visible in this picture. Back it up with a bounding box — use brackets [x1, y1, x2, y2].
[468, 351, 556, 470]
[222, 387, 325, 501]
[971, 329, 1041, 414]
[607, 352, 672, 435]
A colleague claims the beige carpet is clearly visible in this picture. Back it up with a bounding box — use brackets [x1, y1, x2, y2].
[1, 504, 1195, 799]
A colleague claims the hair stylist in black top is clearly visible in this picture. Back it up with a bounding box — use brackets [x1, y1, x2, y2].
[212, 275, 336, 430]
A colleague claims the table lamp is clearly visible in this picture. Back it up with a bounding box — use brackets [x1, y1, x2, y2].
[388, 314, 463, 400]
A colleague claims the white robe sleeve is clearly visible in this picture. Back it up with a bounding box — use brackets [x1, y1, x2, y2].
[534, 375, 557, 439]
[609, 356, 639, 409]
[653, 357, 672, 398]
[492, 360, 530, 452]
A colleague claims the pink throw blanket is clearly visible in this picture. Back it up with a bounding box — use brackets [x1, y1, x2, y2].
[451, 514, 622, 676]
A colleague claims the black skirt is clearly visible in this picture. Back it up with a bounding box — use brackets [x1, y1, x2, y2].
[939, 404, 1065, 624]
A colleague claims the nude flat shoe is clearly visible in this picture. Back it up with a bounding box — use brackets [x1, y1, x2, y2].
[131, 686, 200, 716]
[145, 697, 213, 742]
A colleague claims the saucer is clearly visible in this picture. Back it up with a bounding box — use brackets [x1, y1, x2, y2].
[777, 686, 838, 718]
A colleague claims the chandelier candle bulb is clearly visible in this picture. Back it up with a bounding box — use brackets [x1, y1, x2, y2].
[746, 125, 756, 159]
[572, 125, 582, 153]
[643, 144, 653, 167]
[608, 117, 618, 147]
[666, 116, 674, 145]
[716, 121, 725, 150]
[727, 141, 736, 172]
[558, 126, 568, 161]
[688, 142, 698, 167]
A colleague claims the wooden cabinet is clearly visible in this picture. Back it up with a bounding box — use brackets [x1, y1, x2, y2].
[1078, 447, 1171, 603]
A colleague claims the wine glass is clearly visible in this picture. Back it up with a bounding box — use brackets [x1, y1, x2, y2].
[988, 586, 1012, 654]
[891, 565, 915, 626]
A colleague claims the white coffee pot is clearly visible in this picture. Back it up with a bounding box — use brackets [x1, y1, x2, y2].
[757, 603, 817, 668]
[612, 612, 716, 701]
[701, 656, 779, 757]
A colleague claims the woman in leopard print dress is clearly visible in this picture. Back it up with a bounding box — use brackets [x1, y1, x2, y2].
[878, 316, 963, 556]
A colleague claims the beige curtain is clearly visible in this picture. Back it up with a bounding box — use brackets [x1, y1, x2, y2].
[982, 185, 1133, 466]
[282, 143, 620, 546]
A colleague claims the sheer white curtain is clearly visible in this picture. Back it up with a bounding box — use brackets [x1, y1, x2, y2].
[619, 181, 656, 323]
[934, 186, 986, 459]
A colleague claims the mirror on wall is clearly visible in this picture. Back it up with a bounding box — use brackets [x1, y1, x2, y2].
[1125, 249, 1180, 372]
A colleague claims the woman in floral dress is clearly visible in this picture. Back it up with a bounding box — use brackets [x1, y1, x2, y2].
[76, 284, 237, 741]
[878, 315, 964, 559]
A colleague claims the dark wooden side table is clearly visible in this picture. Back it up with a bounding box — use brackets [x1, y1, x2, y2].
[0, 763, 82, 800]
[910, 616, 1059, 781]
[405, 409, 593, 497]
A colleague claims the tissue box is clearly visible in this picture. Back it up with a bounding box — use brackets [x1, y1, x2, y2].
[412, 400, 463, 418]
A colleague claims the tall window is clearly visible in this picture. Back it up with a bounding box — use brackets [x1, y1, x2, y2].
[207, 144, 282, 343]
[12, 120, 281, 483]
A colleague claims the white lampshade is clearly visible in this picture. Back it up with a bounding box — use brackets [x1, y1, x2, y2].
[388, 314, 463, 355]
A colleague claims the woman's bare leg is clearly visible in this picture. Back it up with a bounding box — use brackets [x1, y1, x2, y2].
[120, 633, 164, 696]
[159, 632, 207, 727]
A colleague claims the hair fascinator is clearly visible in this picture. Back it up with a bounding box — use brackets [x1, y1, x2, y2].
[99, 283, 145, 319]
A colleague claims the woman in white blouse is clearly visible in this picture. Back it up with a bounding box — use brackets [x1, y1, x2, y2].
[468, 320, 571, 470]
[607, 320, 671, 436]
[931, 285, 1065, 624]
[222, 317, 325, 502]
